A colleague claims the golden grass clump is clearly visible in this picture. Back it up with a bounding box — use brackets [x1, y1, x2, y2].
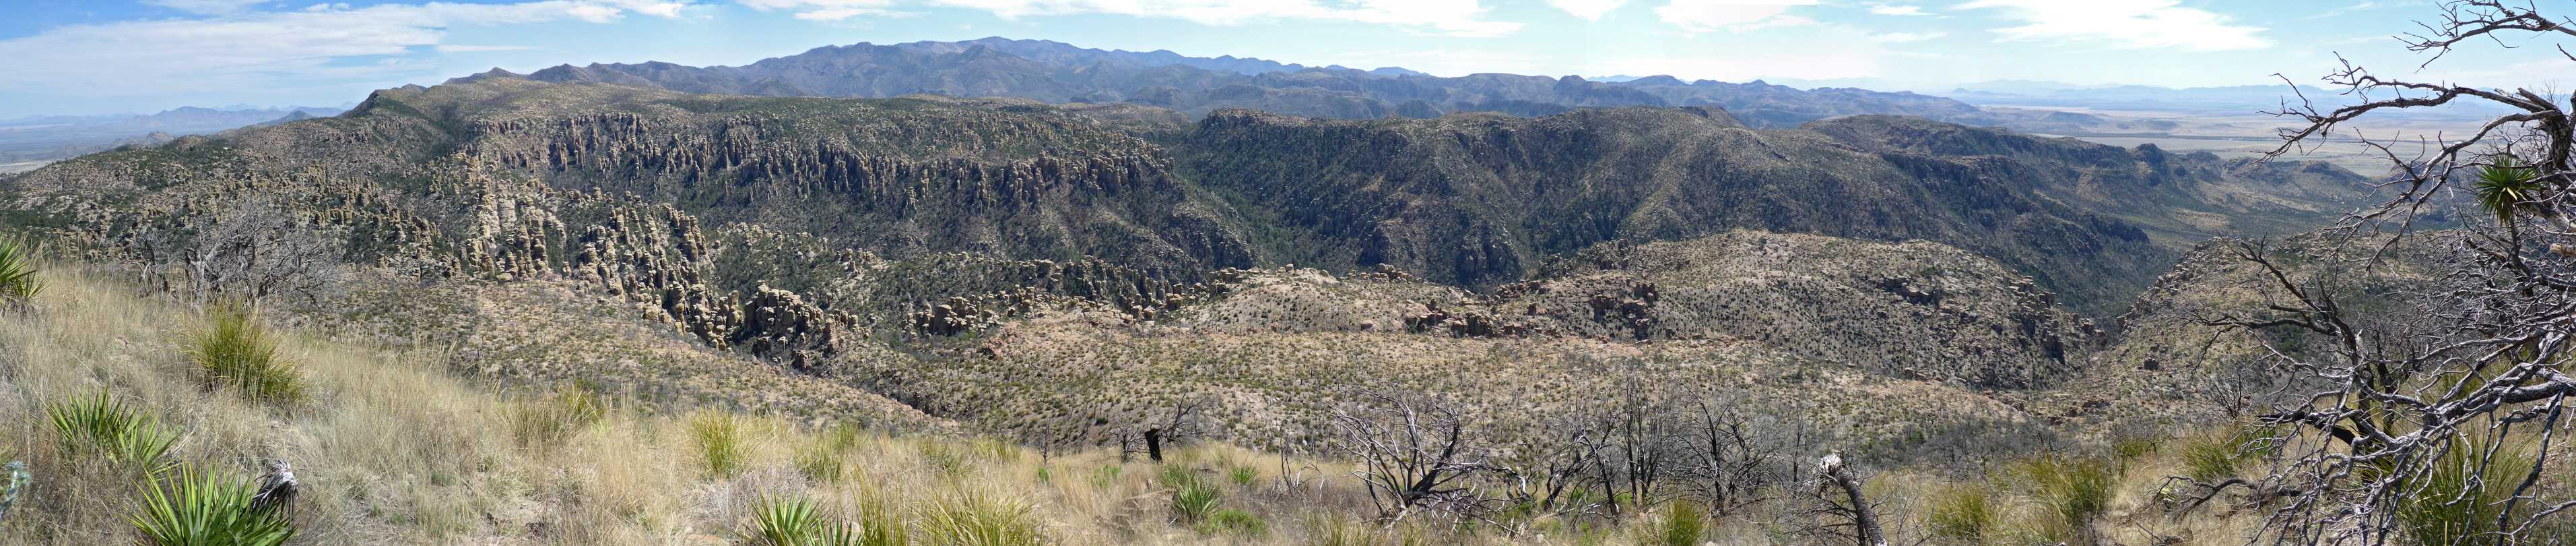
[509, 385, 607, 448]
[691, 410, 754, 478]
[1925, 483, 1999, 544]
[918, 487, 1047, 546]
[185, 303, 308, 406]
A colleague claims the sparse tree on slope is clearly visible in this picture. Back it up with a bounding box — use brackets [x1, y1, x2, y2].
[2240, 1, 2576, 544]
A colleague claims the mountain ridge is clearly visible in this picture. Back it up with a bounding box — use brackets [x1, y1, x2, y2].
[444, 36, 2025, 129]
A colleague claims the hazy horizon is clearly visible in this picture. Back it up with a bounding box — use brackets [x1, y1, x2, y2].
[4, 1, 2569, 119]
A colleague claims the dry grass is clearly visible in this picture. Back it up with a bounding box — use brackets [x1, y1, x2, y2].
[1, 262, 2557, 545]
[0, 265, 1684, 545]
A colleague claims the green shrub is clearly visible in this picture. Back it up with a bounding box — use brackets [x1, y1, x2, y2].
[1197, 508, 1267, 537]
[1644, 501, 1705, 546]
[508, 386, 605, 448]
[0, 237, 40, 306]
[187, 304, 307, 406]
[48, 390, 177, 475]
[690, 412, 748, 478]
[129, 465, 297, 546]
[919, 489, 1043, 546]
[1228, 465, 1259, 487]
[1927, 483, 1997, 543]
[2398, 434, 2536, 546]
[744, 497, 859, 546]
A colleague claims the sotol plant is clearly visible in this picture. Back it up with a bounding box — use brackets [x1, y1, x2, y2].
[129, 465, 298, 546]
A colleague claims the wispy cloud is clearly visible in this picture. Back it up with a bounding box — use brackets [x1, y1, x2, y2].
[2299, 1, 2424, 20]
[1652, 0, 1819, 33]
[1867, 5, 1933, 16]
[1550, 0, 1628, 21]
[1954, 0, 2270, 51]
[735, 0, 1527, 37]
[1868, 30, 1946, 42]
[0, 1, 695, 96]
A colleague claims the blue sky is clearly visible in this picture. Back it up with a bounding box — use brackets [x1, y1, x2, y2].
[0, 0, 2566, 119]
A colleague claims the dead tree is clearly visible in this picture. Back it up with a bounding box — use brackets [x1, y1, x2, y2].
[1328, 390, 1499, 523]
[1812, 453, 1887, 546]
[1523, 408, 1614, 514]
[1143, 400, 1206, 463]
[1678, 394, 1801, 515]
[2239, 1, 2576, 543]
[1105, 399, 1206, 462]
[185, 201, 345, 305]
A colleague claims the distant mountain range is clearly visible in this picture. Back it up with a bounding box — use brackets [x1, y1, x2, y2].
[0, 104, 346, 170]
[448, 36, 2101, 131]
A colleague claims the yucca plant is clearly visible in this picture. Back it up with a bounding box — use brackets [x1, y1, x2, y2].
[186, 303, 308, 406]
[129, 465, 297, 546]
[0, 236, 38, 307]
[47, 390, 178, 476]
[744, 497, 862, 546]
[2472, 153, 2546, 223]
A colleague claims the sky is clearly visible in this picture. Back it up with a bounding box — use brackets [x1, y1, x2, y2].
[0, 0, 2569, 119]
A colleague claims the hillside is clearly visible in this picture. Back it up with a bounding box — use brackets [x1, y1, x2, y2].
[1162, 108, 2369, 314]
[0, 78, 2371, 321]
[0, 65, 2550, 546]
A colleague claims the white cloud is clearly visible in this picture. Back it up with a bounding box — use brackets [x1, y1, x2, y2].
[0, 1, 694, 96]
[1868, 30, 1945, 42]
[1653, 0, 1818, 33]
[1550, 0, 1627, 21]
[737, 0, 1526, 37]
[1954, 0, 2270, 51]
[1867, 5, 1931, 16]
[1728, 14, 1814, 32]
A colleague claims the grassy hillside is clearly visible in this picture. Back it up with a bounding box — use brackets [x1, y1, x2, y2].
[5, 257, 2557, 545]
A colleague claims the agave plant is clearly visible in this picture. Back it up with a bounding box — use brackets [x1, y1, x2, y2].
[0, 237, 38, 307]
[2472, 153, 2546, 223]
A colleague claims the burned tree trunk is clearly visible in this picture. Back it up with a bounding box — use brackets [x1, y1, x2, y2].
[1818, 453, 1886, 546]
